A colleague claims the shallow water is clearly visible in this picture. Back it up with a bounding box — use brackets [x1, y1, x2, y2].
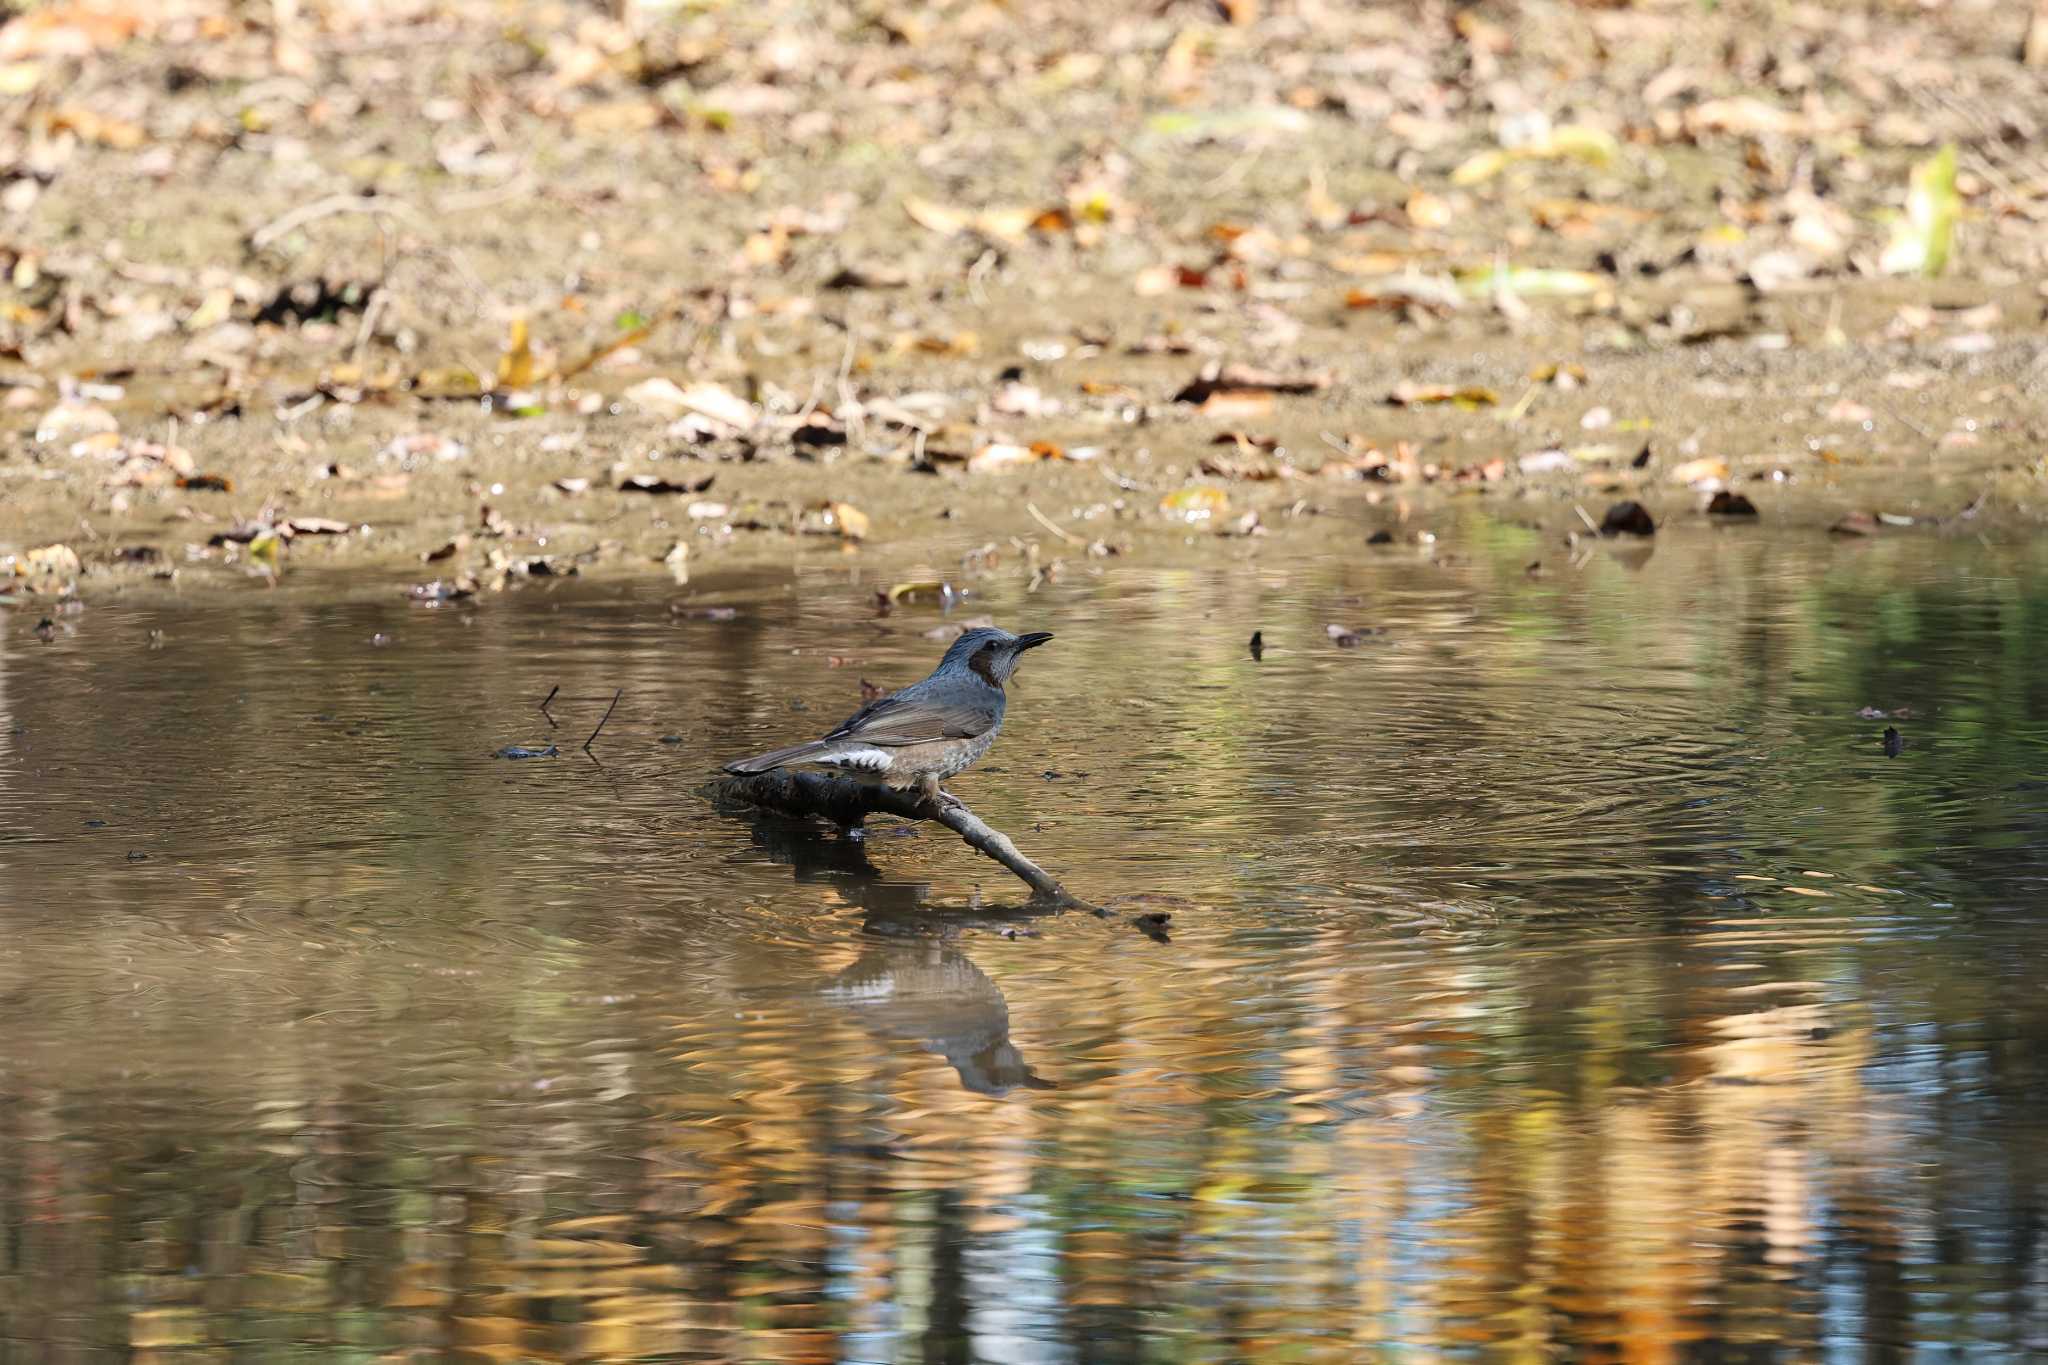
[5, 518, 2048, 1361]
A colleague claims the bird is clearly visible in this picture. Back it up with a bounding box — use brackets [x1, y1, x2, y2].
[722, 626, 1053, 805]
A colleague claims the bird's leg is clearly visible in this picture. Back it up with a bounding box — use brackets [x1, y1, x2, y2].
[912, 772, 966, 815]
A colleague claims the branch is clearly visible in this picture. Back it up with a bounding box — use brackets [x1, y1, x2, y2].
[247, 194, 429, 253]
[711, 770, 1080, 905]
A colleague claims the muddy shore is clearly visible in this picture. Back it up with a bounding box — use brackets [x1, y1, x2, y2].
[1, 0, 2043, 606]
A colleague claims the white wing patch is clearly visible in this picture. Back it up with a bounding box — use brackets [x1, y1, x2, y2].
[819, 746, 892, 773]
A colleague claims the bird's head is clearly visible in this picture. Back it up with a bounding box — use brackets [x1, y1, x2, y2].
[938, 626, 1054, 687]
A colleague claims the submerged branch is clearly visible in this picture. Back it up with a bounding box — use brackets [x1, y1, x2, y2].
[711, 770, 1078, 904]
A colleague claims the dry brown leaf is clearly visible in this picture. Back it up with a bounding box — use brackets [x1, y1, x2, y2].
[1175, 362, 1331, 405]
[1197, 389, 1275, 419]
[1669, 456, 1729, 486]
[967, 442, 1041, 473]
[826, 502, 868, 540]
[903, 197, 1033, 241]
[1404, 190, 1455, 230]
[1387, 381, 1497, 408]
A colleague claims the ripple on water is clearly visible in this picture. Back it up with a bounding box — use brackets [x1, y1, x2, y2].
[2, 534, 2048, 1359]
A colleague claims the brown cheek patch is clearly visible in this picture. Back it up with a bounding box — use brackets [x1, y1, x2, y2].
[969, 646, 1001, 687]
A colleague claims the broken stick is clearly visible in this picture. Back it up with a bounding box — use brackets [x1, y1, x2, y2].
[711, 770, 1078, 904]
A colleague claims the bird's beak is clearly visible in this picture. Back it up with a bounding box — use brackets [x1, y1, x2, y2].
[1015, 631, 1054, 651]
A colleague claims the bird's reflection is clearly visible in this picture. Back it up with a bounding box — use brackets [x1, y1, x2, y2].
[823, 938, 1052, 1095]
[740, 809, 1054, 1094]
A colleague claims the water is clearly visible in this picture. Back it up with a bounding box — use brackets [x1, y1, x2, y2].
[5, 518, 2048, 1361]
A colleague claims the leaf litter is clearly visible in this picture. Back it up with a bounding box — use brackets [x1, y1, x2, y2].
[0, 0, 2034, 605]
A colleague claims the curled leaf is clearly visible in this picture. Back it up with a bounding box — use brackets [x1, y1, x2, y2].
[1160, 486, 1230, 522]
[1880, 144, 1958, 278]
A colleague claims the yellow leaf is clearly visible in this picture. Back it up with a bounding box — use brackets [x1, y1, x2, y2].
[1881, 143, 1959, 278]
[1450, 148, 1510, 185]
[828, 502, 869, 540]
[1160, 486, 1229, 522]
[496, 317, 536, 389]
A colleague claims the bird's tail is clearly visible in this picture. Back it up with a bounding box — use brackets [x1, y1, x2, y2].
[721, 740, 834, 775]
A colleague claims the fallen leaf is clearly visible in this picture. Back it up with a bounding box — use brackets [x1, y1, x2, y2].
[1343, 275, 1463, 314]
[1451, 123, 1618, 183]
[1175, 362, 1331, 404]
[619, 473, 718, 495]
[380, 432, 468, 463]
[826, 502, 868, 540]
[1456, 265, 1603, 297]
[1199, 448, 1288, 480]
[1685, 96, 1814, 138]
[1669, 456, 1728, 486]
[1197, 388, 1275, 419]
[1327, 623, 1385, 647]
[1143, 106, 1311, 142]
[47, 105, 143, 148]
[903, 196, 1035, 241]
[17, 543, 80, 577]
[177, 473, 234, 492]
[1830, 511, 1878, 537]
[495, 317, 537, 388]
[1707, 491, 1759, 516]
[1160, 486, 1230, 522]
[553, 477, 591, 495]
[35, 400, 117, 445]
[1531, 362, 1588, 388]
[623, 377, 755, 430]
[1405, 189, 1456, 229]
[1518, 449, 1574, 475]
[1880, 144, 1959, 278]
[968, 442, 1048, 473]
[1388, 381, 1498, 408]
[424, 535, 470, 562]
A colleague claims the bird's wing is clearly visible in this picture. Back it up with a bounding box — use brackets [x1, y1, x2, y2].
[824, 690, 997, 746]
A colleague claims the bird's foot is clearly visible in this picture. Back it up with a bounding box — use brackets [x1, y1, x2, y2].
[913, 774, 964, 815]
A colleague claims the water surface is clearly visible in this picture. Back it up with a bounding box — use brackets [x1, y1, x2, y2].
[5, 519, 2048, 1361]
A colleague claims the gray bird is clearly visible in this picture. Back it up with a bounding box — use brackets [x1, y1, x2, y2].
[722, 626, 1053, 803]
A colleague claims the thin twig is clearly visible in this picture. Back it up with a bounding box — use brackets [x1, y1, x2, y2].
[1025, 501, 1085, 546]
[350, 286, 387, 366]
[248, 194, 427, 252]
[583, 688, 621, 752]
[1881, 401, 1936, 444]
[539, 683, 559, 727]
[1573, 503, 1601, 534]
